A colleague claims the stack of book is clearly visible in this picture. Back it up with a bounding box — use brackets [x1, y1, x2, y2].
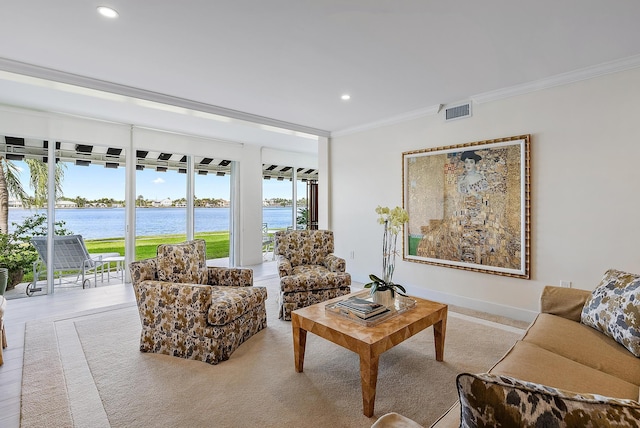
[335, 296, 390, 320]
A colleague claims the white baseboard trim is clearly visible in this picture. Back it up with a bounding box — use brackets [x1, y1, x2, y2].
[351, 283, 538, 324]
[406, 286, 538, 324]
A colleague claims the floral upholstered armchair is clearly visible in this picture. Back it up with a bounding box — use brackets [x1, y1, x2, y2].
[274, 230, 351, 320]
[129, 239, 267, 365]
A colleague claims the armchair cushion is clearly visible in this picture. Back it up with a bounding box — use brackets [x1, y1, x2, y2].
[156, 239, 207, 284]
[457, 372, 640, 428]
[581, 269, 640, 357]
[281, 265, 350, 293]
[207, 285, 267, 325]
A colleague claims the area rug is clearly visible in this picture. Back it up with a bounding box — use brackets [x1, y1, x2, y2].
[21, 277, 525, 427]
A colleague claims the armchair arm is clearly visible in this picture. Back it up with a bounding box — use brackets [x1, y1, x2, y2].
[324, 254, 346, 273]
[277, 255, 292, 277]
[206, 267, 253, 287]
[128, 258, 158, 286]
[540, 285, 592, 322]
[133, 280, 212, 331]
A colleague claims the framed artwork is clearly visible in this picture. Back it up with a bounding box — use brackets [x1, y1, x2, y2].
[402, 135, 530, 279]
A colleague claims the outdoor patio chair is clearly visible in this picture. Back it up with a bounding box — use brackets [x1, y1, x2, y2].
[29, 235, 119, 295]
[262, 223, 274, 260]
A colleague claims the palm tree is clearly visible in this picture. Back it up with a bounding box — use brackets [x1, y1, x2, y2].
[0, 156, 65, 234]
[0, 156, 27, 234]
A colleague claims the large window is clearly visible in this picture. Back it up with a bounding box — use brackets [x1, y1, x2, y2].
[2, 136, 127, 295]
[134, 150, 234, 263]
[135, 150, 187, 260]
[2, 138, 53, 295]
[194, 158, 232, 266]
[263, 166, 294, 232]
[262, 164, 318, 231]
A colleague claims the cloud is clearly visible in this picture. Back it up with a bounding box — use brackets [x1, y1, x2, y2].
[153, 178, 165, 184]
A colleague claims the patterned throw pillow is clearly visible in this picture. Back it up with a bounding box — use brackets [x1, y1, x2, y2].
[581, 269, 640, 357]
[156, 239, 207, 284]
[457, 372, 640, 428]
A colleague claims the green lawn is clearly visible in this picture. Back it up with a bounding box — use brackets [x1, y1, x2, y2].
[20, 232, 230, 285]
[85, 232, 231, 260]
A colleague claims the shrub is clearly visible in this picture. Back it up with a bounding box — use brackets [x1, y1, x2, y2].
[0, 213, 70, 289]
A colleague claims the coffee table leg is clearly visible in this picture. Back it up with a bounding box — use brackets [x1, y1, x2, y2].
[359, 351, 379, 417]
[433, 313, 447, 362]
[292, 316, 307, 373]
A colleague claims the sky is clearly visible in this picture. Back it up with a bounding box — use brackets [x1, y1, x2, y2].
[13, 160, 302, 201]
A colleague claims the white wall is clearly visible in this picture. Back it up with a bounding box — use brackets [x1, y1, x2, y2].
[329, 67, 640, 322]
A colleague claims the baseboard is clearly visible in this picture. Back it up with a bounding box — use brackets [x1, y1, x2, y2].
[407, 287, 538, 324]
[350, 283, 538, 324]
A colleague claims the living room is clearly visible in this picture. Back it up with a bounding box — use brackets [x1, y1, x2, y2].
[1, 2, 640, 427]
[331, 65, 640, 323]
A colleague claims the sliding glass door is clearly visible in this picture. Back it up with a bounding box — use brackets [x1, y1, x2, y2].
[134, 150, 187, 260]
[2, 136, 127, 295]
[133, 150, 234, 264]
[194, 158, 232, 266]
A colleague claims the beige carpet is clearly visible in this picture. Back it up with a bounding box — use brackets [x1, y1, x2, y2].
[21, 277, 526, 428]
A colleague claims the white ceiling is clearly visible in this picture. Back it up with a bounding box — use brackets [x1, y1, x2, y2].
[1, 1, 640, 151]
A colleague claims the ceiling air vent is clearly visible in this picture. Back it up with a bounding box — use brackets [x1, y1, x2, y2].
[445, 102, 472, 121]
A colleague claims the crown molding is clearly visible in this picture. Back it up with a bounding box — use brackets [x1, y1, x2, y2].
[4, 54, 640, 141]
[332, 54, 640, 138]
[471, 54, 640, 104]
[331, 104, 440, 138]
[0, 57, 330, 138]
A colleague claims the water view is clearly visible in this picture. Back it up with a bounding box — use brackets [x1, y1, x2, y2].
[8, 207, 296, 240]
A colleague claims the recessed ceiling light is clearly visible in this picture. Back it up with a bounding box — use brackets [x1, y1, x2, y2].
[341, 94, 351, 101]
[97, 6, 119, 18]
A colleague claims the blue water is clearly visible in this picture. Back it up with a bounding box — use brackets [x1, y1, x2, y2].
[8, 207, 295, 240]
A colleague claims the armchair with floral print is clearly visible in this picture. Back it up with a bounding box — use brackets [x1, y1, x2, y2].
[129, 239, 267, 364]
[274, 230, 351, 320]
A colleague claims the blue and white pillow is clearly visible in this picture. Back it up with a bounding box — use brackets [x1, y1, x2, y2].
[581, 269, 640, 357]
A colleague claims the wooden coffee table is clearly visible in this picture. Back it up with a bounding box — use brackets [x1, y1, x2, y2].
[291, 292, 448, 417]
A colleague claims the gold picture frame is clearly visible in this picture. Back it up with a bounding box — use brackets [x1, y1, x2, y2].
[403, 135, 530, 279]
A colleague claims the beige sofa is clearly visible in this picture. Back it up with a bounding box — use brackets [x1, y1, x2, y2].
[374, 269, 640, 427]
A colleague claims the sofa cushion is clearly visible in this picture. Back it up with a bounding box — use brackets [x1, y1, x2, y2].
[522, 313, 640, 385]
[581, 269, 640, 357]
[156, 239, 207, 284]
[457, 372, 640, 428]
[490, 340, 639, 400]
